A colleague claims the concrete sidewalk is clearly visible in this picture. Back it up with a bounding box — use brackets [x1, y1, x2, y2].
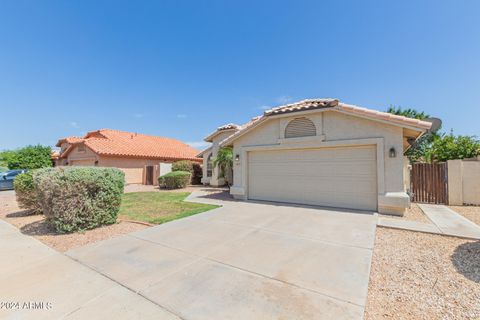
[418, 204, 480, 239]
[378, 204, 480, 240]
[0, 219, 179, 320]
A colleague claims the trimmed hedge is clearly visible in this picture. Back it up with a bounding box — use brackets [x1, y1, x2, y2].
[191, 163, 202, 185]
[172, 160, 193, 173]
[159, 171, 191, 189]
[171, 160, 202, 185]
[33, 167, 125, 233]
[14, 171, 41, 214]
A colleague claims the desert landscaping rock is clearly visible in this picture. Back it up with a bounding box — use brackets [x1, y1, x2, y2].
[365, 228, 480, 320]
[0, 190, 147, 252]
[378, 203, 431, 223]
[449, 206, 480, 226]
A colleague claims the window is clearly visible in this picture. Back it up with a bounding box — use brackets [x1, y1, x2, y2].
[207, 154, 213, 177]
[285, 117, 316, 138]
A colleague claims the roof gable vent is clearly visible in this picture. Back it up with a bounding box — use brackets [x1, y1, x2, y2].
[285, 117, 316, 138]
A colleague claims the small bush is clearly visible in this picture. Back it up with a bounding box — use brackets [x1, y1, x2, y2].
[172, 160, 193, 173]
[159, 171, 191, 189]
[192, 163, 202, 185]
[172, 160, 202, 184]
[14, 171, 41, 214]
[33, 167, 125, 233]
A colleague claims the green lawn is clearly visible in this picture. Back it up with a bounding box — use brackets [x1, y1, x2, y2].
[118, 192, 219, 224]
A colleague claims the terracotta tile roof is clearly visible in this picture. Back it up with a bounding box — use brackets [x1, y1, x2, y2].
[218, 123, 241, 131]
[59, 129, 201, 162]
[220, 99, 432, 146]
[264, 99, 340, 116]
[55, 136, 84, 147]
[204, 123, 241, 142]
[264, 98, 432, 129]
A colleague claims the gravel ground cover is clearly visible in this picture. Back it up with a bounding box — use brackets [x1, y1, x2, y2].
[378, 203, 431, 223]
[365, 228, 480, 320]
[449, 206, 480, 226]
[0, 190, 146, 252]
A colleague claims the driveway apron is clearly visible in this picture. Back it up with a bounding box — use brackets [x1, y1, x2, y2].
[67, 191, 378, 320]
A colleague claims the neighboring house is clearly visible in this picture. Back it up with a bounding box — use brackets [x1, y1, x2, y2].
[56, 129, 201, 185]
[51, 150, 60, 166]
[200, 98, 431, 215]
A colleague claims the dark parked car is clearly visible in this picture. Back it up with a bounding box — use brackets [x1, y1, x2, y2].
[0, 169, 28, 191]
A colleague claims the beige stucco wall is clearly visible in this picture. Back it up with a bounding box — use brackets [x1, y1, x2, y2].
[230, 110, 409, 215]
[98, 157, 171, 184]
[448, 159, 480, 205]
[66, 145, 98, 163]
[403, 156, 411, 194]
[202, 130, 235, 186]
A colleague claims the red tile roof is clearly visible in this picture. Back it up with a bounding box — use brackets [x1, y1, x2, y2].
[203, 123, 242, 142]
[58, 129, 201, 162]
[55, 136, 84, 147]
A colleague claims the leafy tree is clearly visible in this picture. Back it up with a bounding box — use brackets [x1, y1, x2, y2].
[387, 106, 480, 162]
[5, 145, 53, 170]
[387, 106, 430, 120]
[387, 106, 438, 162]
[213, 147, 233, 186]
[425, 132, 480, 162]
[0, 150, 17, 169]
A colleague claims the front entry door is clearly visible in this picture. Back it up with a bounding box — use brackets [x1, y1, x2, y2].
[145, 166, 154, 185]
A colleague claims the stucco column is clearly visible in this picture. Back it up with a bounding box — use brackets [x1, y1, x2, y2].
[448, 160, 463, 205]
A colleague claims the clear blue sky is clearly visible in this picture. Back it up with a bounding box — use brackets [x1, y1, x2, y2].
[1, 0, 479, 150]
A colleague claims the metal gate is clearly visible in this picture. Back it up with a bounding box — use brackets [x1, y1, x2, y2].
[410, 162, 448, 204]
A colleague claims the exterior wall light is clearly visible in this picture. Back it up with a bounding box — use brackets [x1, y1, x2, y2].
[235, 154, 240, 161]
[389, 147, 396, 158]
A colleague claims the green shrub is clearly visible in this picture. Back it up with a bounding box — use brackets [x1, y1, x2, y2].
[5, 145, 52, 170]
[159, 171, 191, 189]
[172, 160, 202, 184]
[191, 163, 202, 185]
[14, 171, 41, 214]
[172, 160, 193, 173]
[33, 167, 125, 233]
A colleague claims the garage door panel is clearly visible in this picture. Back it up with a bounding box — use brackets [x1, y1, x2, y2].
[248, 146, 377, 211]
[249, 160, 375, 177]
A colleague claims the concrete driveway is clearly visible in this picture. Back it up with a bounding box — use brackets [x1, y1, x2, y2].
[68, 191, 377, 320]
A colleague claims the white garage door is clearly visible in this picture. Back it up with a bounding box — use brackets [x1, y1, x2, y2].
[248, 145, 377, 211]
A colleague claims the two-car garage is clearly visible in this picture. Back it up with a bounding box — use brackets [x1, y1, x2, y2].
[247, 145, 378, 211]
[221, 99, 431, 215]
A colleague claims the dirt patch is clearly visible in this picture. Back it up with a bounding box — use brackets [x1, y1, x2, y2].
[378, 203, 431, 224]
[0, 191, 147, 252]
[365, 228, 480, 319]
[449, 206, 480, 226]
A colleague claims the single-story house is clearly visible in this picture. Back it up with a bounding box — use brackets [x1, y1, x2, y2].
[56, 129, 201, 185]
[199, 99, 432, 215]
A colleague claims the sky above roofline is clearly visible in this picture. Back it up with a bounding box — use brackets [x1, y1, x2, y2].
[0, 1, 479, 150]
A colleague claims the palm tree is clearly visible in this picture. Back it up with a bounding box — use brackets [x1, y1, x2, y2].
[212, 147, 233, 187]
